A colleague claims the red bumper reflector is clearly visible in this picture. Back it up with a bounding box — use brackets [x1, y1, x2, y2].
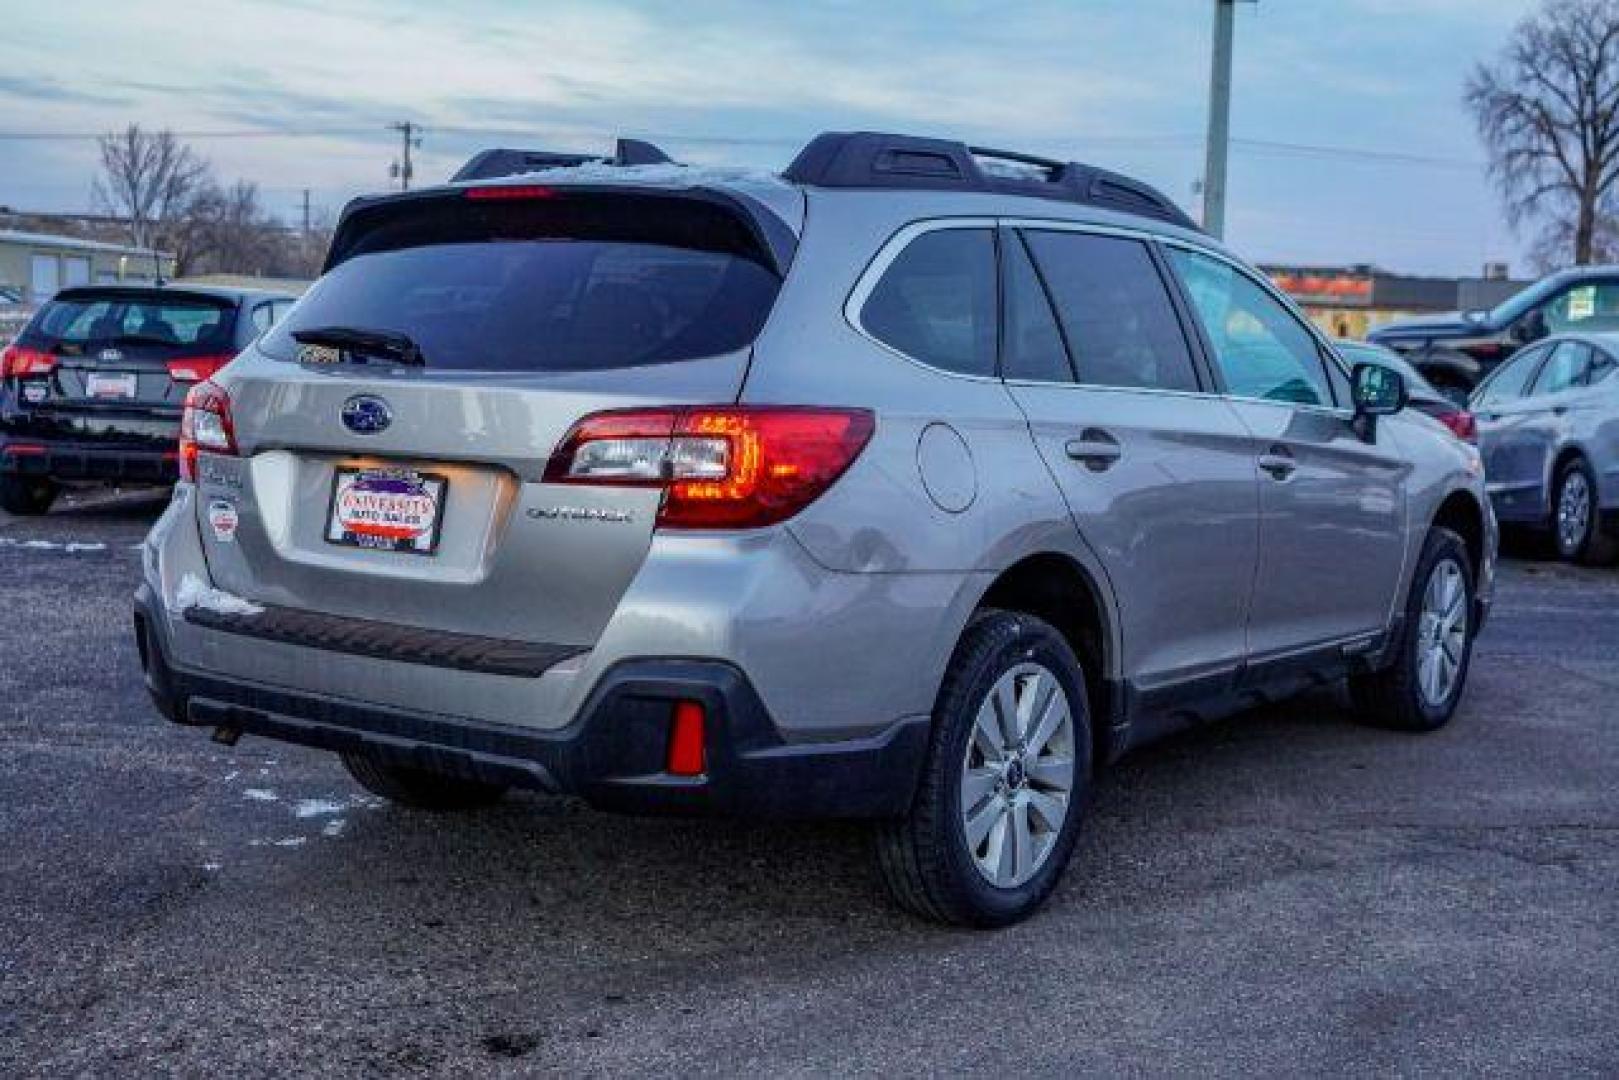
[667, 700, 707, 777]
[2, 443, 46, 456]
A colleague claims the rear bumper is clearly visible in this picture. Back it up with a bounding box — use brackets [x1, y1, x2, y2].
[134, 584, 928, 819]
[2, 438, 177, 483]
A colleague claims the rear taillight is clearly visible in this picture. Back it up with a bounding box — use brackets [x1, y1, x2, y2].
[1435, 409, 1478, 444]
[544, 406, 875, 529]
[166, 354, 233, 384]
[1, 345, 57, 378]
[178, 380, 237, 482]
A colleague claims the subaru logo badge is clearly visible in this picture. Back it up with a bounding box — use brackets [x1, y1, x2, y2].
[99, 348, 123, 362]
[340, 394, 392, 435]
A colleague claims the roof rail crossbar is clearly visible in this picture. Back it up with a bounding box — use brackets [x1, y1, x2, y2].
[783, 131, 1199, 231]
[451, 138, 679, 182]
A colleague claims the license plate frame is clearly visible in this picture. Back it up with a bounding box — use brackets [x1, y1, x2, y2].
[325, 466, 448, 555]
[86, 372, 138, 400]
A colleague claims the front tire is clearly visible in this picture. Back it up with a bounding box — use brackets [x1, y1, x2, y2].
[876, 610, 1092, 927]
[341, 752, 508, 811]
[1349, 527, 1476, 732]
[1552, 457, 1616, 565]
[0, 474, 56, 516]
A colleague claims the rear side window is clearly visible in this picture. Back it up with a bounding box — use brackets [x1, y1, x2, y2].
[1473, 344, 1545, 406]
[860, 228, 997, 377]
[1021, 231, 1200, 393]
[1530, 341, 1591, 395]
[1002, 234, 1073, 383]
[28, 295, 233, 353]
[260, 194, 782, 372]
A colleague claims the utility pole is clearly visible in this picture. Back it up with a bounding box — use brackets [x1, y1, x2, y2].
[1202, 0, 1252, 238]
[388, 121, 422, 190]
[301, 188, 311, 234]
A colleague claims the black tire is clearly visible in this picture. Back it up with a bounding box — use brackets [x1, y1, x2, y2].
[0, 475, 57, 516]
[876, 609, 1092, 928]
[1349, 527, 1476, 733]
[341, 752, 508, 811]
[1551, 456, 1617, 566]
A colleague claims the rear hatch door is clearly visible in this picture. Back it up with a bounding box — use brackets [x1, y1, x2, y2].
[197, 183, 793, 651]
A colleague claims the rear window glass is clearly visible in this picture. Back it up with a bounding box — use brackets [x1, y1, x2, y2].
[28, 295, 233, 353]
[260, 194, 782, 372]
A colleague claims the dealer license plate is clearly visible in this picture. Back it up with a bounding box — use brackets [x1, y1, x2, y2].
[325, 467, 447, 555]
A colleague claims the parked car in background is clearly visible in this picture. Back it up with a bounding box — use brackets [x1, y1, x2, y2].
[1336, 340, 1476, 443]
[0, 284, 296, 514]
[1470, 331, 1619, 563]
[0, 284, 30, 345]
[134, 131, 1496, 927]
[1369, 266, 1619, 400]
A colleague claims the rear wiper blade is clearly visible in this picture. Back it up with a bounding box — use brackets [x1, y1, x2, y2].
[291, 326, 427, 366]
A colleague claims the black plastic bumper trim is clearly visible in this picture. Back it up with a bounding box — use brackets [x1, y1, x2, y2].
[183, 602, 583, 679]
[1, 440, 176, 482]
[136, 585, 929, 819]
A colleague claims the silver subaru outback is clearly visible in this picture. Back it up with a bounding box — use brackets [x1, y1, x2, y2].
[135, 132, 1497, 926]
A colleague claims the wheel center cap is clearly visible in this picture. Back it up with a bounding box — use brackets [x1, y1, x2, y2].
[1004, 758, 1027, 789]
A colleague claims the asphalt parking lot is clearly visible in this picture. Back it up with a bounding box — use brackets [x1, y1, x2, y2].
[1, 492, 1616, 1077]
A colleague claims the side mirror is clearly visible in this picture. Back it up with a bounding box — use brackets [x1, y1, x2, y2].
[1352, 362, 1407, 417]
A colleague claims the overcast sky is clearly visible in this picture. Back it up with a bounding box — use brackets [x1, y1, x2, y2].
[0, 0, 1542, 276]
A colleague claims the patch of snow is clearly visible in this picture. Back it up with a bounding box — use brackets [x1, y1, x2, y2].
[202, 862, 222, 872]
[0, 537, 109, 552]
[242, 788, 278, 802]
[322, 819, 346, 838]
[498, 160, 788, 190]
[273, 836, 307, 848]
[294, 798, 346, 819]
[175, 573, 264, 616]
[222, 770, 239, 782]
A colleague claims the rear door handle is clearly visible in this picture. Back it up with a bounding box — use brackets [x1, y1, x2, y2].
[1065, 429, 1122, 471]
[1258, 445, 1297, 480]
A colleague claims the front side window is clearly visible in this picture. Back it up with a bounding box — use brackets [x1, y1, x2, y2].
[1022, 231, 1200, 392]
[1168, 248, 1330, 406]
[861, 228, 997, 377]
[1472, 344, 1547, 406]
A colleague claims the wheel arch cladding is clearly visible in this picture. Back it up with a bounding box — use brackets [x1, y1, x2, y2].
[975, 552, 1117, 763]
[1433, 489, 1486, 575]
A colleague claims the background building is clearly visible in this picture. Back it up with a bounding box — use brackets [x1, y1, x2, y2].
[1262, 263, 1533, 339]
[0, 229, 176, 304]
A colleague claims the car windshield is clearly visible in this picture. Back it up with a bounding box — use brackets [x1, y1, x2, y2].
[260, 193, 783, 373]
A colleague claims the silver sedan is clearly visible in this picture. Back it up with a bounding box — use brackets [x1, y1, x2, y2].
[1471, 331, 1619, 563]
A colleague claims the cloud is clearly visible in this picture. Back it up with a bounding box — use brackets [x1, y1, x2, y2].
[0, 74, 131, 107]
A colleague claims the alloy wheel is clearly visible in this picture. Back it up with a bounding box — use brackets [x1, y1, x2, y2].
[1558, 470, 1591, 556]
[1415, 558, 1468, 708]
[959, 662, 1076, 889]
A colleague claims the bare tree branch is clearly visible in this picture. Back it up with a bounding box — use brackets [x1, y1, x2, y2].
[1466, 0, 1619, 264]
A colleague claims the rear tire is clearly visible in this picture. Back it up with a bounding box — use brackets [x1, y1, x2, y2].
[1552, 457, 1617, 566]
[876, 609, 1092, 927]
[341, 752, 508, 811]
[1349, 527, 1475, 733]
[0, 475, 56, 516]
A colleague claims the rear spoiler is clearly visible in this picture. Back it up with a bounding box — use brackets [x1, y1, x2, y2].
[324, 183, 799, 278]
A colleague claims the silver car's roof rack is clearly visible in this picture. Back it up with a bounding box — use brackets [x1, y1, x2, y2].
[782, 131, 1199, 231]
